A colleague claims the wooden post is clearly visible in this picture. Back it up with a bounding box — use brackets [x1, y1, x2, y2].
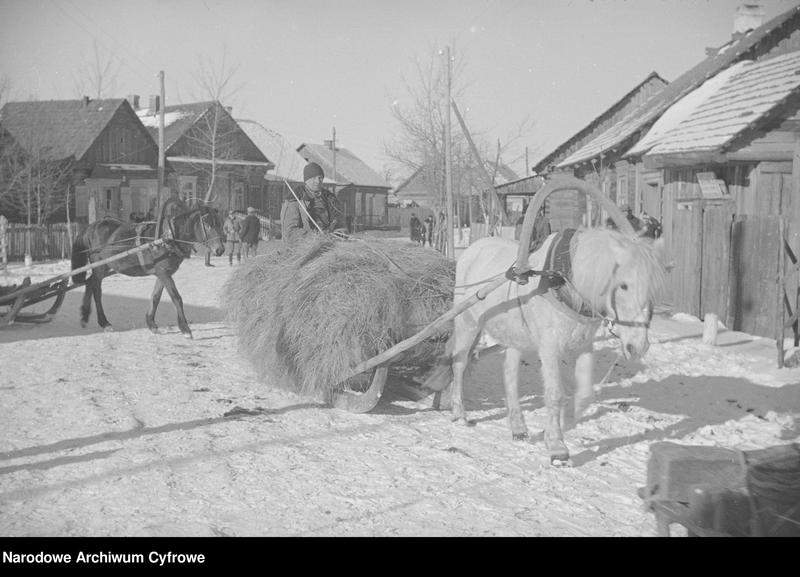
[0, 214, 6, 270]
[331, 126, 337, 197]
[157, 70, 166, 210]
[451, 99, 509, 226]
[444, 46, 454, 259]
[525, 146, 530, 176]
[703, 313, 719, 346]
[777, 217, 786, 368]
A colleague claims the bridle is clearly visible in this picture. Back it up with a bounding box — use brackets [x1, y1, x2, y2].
[603, 281, 653, 337]
[191, 209, 222, 248]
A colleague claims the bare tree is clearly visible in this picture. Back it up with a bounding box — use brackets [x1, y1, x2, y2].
[189, 49, 247, 203]
[0, 133, 73, 225]
[385, 46, 533, 227]
[72, 40, 120, 99]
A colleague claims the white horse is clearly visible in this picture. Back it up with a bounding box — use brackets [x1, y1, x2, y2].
[449, 227, 666, 464]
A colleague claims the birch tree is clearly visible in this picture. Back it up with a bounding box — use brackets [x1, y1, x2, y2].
[385, 47, 532, 225]
[189, 50, 246, 203]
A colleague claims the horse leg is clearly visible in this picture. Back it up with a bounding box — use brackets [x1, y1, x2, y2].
[160, 274, 192, 338]
[573, 349, 595, 423]
[145, 278, 164, 333]
[79, 281, 93, 328]
[90, 271, 112, 330]
[504, 346, 528, 440]
[540, 344, 570, 463]
[450, 317, 480, 426]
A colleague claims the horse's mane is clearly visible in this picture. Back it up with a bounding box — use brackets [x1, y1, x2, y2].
[569, 227, 666, 313]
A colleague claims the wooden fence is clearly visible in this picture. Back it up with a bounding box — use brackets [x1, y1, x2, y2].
[1, 222, 83, 262]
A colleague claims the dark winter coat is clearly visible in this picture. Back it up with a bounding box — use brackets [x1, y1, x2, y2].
[240, 214, 261, 244]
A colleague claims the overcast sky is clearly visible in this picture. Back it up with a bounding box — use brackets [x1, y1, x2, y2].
[1, 0, 798, 183]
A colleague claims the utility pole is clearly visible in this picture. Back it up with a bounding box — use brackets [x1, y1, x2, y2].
[25, 165, 31, 267]
[331, 126, 337, 196]
[444, 46, 454, 259]
[157, 70, 165, 209]
[525, 146, 530, 176]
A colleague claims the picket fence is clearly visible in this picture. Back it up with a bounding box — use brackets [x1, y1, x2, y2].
[0, 221, 83, 262]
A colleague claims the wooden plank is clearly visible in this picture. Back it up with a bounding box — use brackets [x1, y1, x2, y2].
[671, 199, 702, 316]
[778, 217, 786, 368]
[701, 201, 734, 321]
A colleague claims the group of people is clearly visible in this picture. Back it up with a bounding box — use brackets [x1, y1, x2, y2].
[409, 213, 435, 247]
[216, 206, 263, 266]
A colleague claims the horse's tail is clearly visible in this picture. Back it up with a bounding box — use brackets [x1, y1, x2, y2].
[70, 233, 89, 285]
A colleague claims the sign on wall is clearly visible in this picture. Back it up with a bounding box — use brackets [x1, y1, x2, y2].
[696, 172, 729, 198]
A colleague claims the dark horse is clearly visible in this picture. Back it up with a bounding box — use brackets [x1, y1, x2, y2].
[70, 198, 225, 338]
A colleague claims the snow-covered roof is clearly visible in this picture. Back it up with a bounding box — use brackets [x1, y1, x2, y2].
[236, 119, 305, 180]
[645, 50, 800, 156]
[626, 62, 749, 156]
[299, 142, 390, 189]
[556, 4, 800, 168]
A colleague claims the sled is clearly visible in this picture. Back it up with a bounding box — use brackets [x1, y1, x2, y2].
[0, 238, 165, 327]
[639, 441, 800, 537]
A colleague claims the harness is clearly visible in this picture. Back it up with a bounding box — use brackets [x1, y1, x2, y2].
[507, 228, 653, 332]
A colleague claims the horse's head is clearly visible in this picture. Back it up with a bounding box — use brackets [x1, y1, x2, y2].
[572, 229, 667, 360]
[189, 205, 226, 257]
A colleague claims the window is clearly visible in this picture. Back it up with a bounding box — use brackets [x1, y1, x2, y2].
[178, 176, 197, 201]
[233, 182, 245, 211]
[105, 188, 113, 210]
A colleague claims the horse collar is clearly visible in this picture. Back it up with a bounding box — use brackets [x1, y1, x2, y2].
[542, 229, 594, 318]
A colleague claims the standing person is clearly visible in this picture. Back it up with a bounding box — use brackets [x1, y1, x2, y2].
[409, 213, 422, 245]
[423, 214, 434, 247]
[223, 210, 242, 266]
[240, 207, 261, 259]
[281, 162, 343, 242]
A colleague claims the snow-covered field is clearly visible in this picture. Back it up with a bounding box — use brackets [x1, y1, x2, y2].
[1, 248, 799, 536]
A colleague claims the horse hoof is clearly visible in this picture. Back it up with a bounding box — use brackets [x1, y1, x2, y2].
[103, 326, 114, 333]
[183, 332, 193, 340]
[550, 454, 573, 467]
[512, 432, 529, 441]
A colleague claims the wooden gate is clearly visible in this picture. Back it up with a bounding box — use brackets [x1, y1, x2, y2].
[668, 198, 735, 320]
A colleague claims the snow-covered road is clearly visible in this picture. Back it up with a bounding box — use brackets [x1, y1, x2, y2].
[1, 253, 798, 536]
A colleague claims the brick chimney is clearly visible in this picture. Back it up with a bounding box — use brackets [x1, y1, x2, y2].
[82, 95, 90, 107]
[126, 94, 140, 110]
[324, 139, 334, 150]
[148, 94, 160, 114]
[733, 3, 765, 35]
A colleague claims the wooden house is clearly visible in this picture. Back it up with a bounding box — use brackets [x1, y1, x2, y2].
[510, 72, 668, 231]
[536, 3, 800, 339]
[0, 97, 158, 223]
[395, 160, 519, 229]
[135, 98, 273, 215]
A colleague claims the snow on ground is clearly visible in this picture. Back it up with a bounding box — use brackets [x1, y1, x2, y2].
[1, 245, 798, 536]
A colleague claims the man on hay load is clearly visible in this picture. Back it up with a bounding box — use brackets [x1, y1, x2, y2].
[281, 162, 345, 241]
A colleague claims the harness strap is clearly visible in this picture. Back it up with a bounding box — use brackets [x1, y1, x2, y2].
[135, 224, 151, 269]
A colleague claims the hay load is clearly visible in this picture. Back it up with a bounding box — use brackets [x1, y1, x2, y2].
[221, 234, 455, 403]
